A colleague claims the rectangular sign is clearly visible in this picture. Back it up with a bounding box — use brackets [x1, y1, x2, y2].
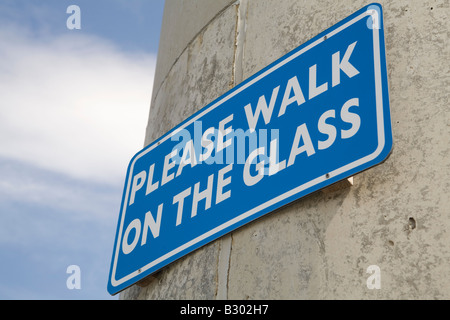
[108, 3, 392, 295]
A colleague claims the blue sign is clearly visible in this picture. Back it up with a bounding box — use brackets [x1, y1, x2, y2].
[108, 3, 392, 295]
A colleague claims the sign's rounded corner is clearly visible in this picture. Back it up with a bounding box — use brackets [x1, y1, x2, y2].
[126, 149, 144, 175]
[366, 2, 383, 11]
[373, 133, 394, 166]
[381, 136, 394, 163]
[107, 281, 118, 296]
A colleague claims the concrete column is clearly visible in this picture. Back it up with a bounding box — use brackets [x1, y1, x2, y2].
[121, 0, 449, 299]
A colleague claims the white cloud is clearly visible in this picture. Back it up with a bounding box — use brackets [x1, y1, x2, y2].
[0, 26, 156, 185]
[0, 157, 121, 221]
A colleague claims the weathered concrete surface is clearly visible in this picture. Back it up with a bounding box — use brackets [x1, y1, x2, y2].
[121, 0, 449, 299]
[151, 0, 236, 102]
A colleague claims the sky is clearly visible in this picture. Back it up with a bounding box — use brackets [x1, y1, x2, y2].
[0, 0, 165, 299]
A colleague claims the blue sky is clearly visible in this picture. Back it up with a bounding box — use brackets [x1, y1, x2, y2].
[0, 0, 165, 299]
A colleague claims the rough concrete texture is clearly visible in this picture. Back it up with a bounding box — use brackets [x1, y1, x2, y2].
[152, 0, 236, 102]
[121, 0, 449, 299]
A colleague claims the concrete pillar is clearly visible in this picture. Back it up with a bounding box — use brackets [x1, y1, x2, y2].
[120, 0, 449, 299]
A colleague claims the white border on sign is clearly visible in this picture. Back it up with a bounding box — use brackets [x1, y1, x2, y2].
[110, 8, 385, 289]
